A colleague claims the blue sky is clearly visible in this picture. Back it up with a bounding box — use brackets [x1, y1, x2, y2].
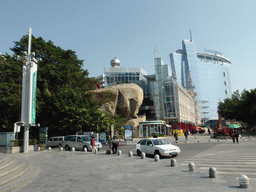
[1, 0, 255, 93]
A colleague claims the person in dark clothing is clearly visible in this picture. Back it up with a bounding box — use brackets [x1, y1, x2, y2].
[184, 130, 188, 141]
[112, 136, 119, 154]
[234, 131, 239, 143]
[174, 132, 178, 143]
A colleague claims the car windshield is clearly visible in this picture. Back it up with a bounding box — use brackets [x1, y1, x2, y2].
[152, 139, 169, 145]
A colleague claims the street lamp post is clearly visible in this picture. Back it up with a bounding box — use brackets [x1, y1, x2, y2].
[21, 28, 38, 153]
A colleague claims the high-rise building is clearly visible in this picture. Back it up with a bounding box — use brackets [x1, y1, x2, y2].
[169, 33, 231, 125]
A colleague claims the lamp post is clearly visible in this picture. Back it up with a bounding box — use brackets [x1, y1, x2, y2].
[21, 28, 38, 153]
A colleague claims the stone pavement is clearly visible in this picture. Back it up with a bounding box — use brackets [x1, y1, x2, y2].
[9, 135, 256, 192]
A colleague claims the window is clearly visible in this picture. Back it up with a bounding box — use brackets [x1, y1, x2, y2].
[140, 139, 147, 145]
[223, 72, 226, 77]
[59, 138, 63, 141]
[54, 138, 58, 141]
[224, 81, 227, 85]
[225, 90, 228, 94]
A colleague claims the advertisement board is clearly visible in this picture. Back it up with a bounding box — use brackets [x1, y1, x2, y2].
[124, 125, 133, 141]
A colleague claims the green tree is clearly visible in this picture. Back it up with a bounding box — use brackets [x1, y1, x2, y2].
[218, 89, 256, 127]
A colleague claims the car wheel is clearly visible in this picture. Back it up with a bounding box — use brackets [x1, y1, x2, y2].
[83, 146, 88, 151]
[65, 145, 70, 151]
[137, 149, 141, 156]
[154, 150, 162, 159]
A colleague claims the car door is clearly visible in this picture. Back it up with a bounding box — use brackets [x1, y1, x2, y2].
[75, 136, 83, 150]
[145, 139, 154, 155]
[139, 139, 147, 153]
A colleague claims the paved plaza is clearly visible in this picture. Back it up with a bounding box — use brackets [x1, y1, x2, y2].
[2, 135, 256, 192]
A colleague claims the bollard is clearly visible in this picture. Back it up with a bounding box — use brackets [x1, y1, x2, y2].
[154, 154, 160, 162]
[72, 147, 75, 152]
[128, 151, 133, 157]
[84, 148, 87, 153]
[94, 148, 98, 154]
[188, 162, 195, 172]
[48, 147, 51, 151]
[171, 159, 176, 167]
[60, 147, 63, 151]
[209, 167, 217, 178]
[239, 175, 249, 188]
[226, 138, 228, 141]
[141, 152, 145, 159]
[38, 147, 40, 151]
[106, 149, 111, 154]
[117, 150, 122, 156]
[198, 140, 200, 143]
[217, 139, 220, 142]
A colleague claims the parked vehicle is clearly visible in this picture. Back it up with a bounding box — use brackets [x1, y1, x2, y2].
[136, 138, 181, 158]
[62, 135, 102, 151]
[48, 136, 65, 147]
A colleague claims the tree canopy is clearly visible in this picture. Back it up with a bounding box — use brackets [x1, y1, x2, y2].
[218, 89, 256, 127]
[0, 35, 127, 137]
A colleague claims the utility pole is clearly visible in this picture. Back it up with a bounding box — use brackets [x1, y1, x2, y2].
[21, 28, 38, 153]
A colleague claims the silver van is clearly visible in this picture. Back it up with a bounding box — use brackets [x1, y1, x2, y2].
[62, 135, 102, 151]
[48, 136, 65, 147]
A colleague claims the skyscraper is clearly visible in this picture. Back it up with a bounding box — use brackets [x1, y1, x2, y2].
[170, 34, 232, 124]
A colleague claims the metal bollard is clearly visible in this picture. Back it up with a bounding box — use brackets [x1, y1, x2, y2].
[60, 147, 63, 151]
[209, 167, 217, 178]
[84, 148, 87, 153]
[38, 147, 40, 151]
[117, 150, 122, 156]
[128, 151, 133, 157]
[154, 154, 160, 162]
[106, 149, 111, 154]
[198, 140, 200, 143]
[171, 159, 176, 167]
[188, 162, 195, 172]
[72, 147, 75, 152]
[141, 152, 145, 159]
[239, 175, 249, 188]
[94, 148, 98, 154]
[48, 147, 51, 151]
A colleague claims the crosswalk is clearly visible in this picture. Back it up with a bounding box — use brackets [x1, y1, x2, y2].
[181, 141, 256, 179]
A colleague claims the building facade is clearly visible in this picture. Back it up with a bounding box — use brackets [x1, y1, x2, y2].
[169, 37, 231, 124]
[97, 57, 200, 132]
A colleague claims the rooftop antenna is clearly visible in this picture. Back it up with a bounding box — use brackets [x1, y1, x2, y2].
[154, 45, 158, 58]
[190, 28, 193, 42]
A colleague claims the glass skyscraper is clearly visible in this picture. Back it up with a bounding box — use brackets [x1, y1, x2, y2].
[170, 38, 232, 122]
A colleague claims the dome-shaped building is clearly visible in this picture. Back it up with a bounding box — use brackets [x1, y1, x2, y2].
[110, 57, 120, 68]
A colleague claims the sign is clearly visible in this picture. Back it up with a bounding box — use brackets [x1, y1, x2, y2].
[99, 132, 106, 142]
[31, 70, 37, 124]
[39, 127, 48, 144]
[125, 129, 133, 141]
[124, 125, 133, 129]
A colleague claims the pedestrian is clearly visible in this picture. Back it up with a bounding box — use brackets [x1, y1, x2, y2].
[112, 136, 119, 154]
[234, 131, 239, 144]
[174, 132, 178, 143]
[208, 128, 211, 134]
[91, 135, 96, 153]
[153, 133, 158, 138]
[184, 130, 188, 141]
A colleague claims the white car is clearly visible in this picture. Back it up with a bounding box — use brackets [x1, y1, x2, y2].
[136, 138, 181, 158]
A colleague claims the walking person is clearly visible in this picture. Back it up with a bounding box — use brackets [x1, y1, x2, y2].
[174, 132, 178, 143]
[234, 131, 239, 144]
[230, 130, 235, 144]
[184, 130, 188, 141]
[91, 135, 96, 153]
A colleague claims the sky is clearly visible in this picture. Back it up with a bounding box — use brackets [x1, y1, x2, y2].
[1, 0, 255, 93]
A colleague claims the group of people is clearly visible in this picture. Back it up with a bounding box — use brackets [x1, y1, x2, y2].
[91, 134, 120, 154]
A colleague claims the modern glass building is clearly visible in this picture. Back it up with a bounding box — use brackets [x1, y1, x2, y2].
[169, 37, 232, 123]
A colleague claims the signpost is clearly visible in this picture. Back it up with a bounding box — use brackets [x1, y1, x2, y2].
[20, 28, 38, 153]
